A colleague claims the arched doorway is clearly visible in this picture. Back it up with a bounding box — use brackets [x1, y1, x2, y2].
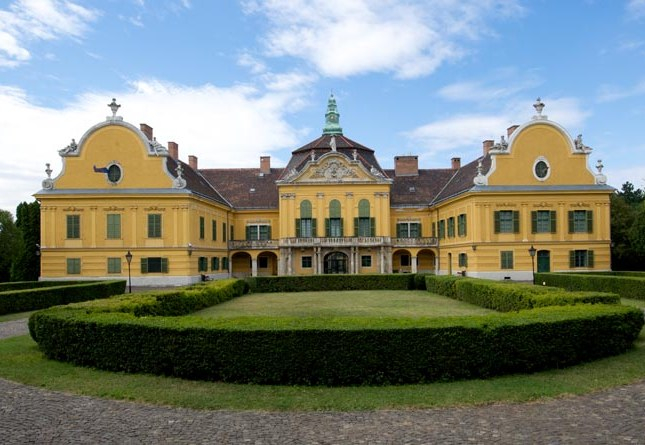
[257, 251, 278, 276]
[392, 249, 412, 273]
[231, 252, 252, 278]
[537, 250, 550, 273]
[417, 249, 436, 273]
[324, 252, 348, 274]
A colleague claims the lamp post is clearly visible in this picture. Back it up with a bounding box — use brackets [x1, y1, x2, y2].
[528, 245, 536, 285]
[125, 250, 133, 293]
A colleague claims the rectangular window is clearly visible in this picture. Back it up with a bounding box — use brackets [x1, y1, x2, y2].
[570, 250, 595, 268]
[141, 257, 168, 273]
[222, 257, 229, 270]
[147, 214, 162, 238]
[223, 222, 227, 242]
[532, 210, 556, 233]
[107, 257, 121, 274]
[500, 251, 514, 269]
[198, 256, 208, 272]
[66, 258, 81, 274]
[458, 253, 468, 268]
[355, 217, 375, 237]
[297, 218, 316, 237]
[212, 220, 217, 241]
[396, 222, 421, 238]
[301, 256, 312, 268]
[246, 224, 271, 240]
[106, 214, 121, 239]
[258, 256, 268, 268]
[199, 217, 205, 239]
[326, 218, 343, 237]
[569, 210, 593, 233]
[361, 255, 372, 267]
[457, 214, 467, 237]
[447, 217, 455, 237]
[438, 220, 446, 239]
[66, 214, 80, 239]
[494, 210, 520, 234]
[230, 225, 234, 241]
[211, 257, 219, 271]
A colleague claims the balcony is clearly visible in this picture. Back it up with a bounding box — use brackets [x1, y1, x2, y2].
[392, 237, 438, 248]
[281, 236, 390, 247]
[228, 239, 279, 250]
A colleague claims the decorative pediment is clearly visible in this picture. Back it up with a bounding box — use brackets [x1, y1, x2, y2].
[281, 153, 391, 185]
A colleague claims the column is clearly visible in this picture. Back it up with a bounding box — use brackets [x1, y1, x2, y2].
[251, 257, 258, 277]
[411, 255, 418, 273]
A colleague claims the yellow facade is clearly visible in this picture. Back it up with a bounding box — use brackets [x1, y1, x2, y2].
[35, 98, 612, 285]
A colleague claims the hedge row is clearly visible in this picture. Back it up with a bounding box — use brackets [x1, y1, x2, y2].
[0, 280, 127, 315]
[424, 275, 620, 312]
[536, 272, 645, 301]
[28, 302, 643, 385]
[29, 276, 643, 386]
[0, 280, 87, 293]
[246, 274, 419, 293]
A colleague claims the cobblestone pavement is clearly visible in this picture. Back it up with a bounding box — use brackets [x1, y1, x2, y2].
[2, 320, 645, 444]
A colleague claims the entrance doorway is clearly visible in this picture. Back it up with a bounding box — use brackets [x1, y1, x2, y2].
[324, 252, 348, 274]
[537, 250, 550, 273]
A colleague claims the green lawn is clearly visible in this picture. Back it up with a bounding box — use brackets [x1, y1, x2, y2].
[194, 290, 494, 319]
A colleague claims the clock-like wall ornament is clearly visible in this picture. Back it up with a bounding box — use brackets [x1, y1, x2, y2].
[533, 156, 551, 181]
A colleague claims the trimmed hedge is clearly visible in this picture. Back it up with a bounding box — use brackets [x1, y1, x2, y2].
[0, 280, 126, 315]
[536, 272, 645, 301]
[425, 276, 620, 312]
[28, 276, 643, 386]
[246, 274, 417, 293]
[0, 280, 87, 292]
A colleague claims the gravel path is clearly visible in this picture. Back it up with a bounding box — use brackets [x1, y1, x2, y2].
[2, 319, 645, 444]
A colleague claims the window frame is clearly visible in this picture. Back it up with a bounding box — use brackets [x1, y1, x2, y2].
[66, 258, 81, 274]
[66, 214, 80, 239]
[107, 257, 121, 274]
[500, 251, 514, 269]
[147, 214, 162, 238]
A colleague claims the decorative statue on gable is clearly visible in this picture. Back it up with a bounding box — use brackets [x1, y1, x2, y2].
[329, 135, 337, 151]
[58, 138, 78, 156]
[574, 134, 591, 152]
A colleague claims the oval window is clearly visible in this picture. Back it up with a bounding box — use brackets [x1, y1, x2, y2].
[107, 164, 122, 183]
[535, 160, 549, 179]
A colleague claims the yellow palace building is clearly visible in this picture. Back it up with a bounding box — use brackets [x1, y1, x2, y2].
[35, 96, 612, 285]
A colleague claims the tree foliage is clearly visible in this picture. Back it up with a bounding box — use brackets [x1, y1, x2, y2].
[10, 201, 41, 281]
[611, 182, 645, 270]
[0, 210, 21, 282]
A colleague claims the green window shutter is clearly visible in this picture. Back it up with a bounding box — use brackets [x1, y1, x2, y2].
[462, 217, 466, 236]
[354, 217, 359, 236]
[569, 251, 575, 268]
[531, 211, 537, 234]
[568, 211, 574, 233]
[340, 218, 344, 236]
[550, 211, 557, 233]
[141, 258, 148, 273]
[161, 258, 168, 273]
[432, 222, 436, 237]
[418, 223, 422, 237]
[588, 250, 594, 268]
[267, 225, 272, 239]
[295, 219, 301, 237]
[513, 211, 520, 233]
[300, 200, 312, 218]
[370, 217, 376, 237]
[358, 199, 370, 218]
[325, 218, 330, 237]
[494, 211, 500, 233]
[246, 225, 252, 240]
[312, 218, 317, 237]
[587, 211, 593, 233]
[396, 223, 403, 238]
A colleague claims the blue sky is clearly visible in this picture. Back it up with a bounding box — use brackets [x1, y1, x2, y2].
[1, 0, 645, 212]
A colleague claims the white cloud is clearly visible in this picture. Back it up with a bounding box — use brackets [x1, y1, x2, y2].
[243, 0, 524, 79]
[0, 0, 99, 67]
[627, 0, 645, 19]
[404, 96, 590, 158]
[0, 78, 314, 212]
[437, 69, 542, 102]
[597, 79, 645, 102]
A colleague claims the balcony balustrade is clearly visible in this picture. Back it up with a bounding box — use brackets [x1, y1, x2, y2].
[229, 236, 438, 250]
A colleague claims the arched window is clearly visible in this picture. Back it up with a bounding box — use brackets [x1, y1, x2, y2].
[355, 199, 375, 237]
[296, 200, 316, 237]
[326, 199, 343, 237]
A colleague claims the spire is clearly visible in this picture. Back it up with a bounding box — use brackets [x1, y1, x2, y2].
[322, 93, 343, 135]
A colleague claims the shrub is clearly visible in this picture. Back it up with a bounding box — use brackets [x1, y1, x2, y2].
[0, 280, 86, 292]
[0, 280, 126, 315]
[536, 272, 645, 301]
[246, 274, 417, 293]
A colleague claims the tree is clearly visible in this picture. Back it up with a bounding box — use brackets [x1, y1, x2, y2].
[611, 182, 645, 270]
[10, 201, 41, 281]
[0, 210, 21, 282]
[619, 181, 644, 207]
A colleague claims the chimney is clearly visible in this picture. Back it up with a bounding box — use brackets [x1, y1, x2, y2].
[483, 139, 494, 156]
[188, 155, 198, 170]
[140, 123, 153, 140]
[394, 155, 418, 176]
[168, 141, 178, 160]
[451, 157, 461, 170]
[260, 156, 271, 174]
[507, 125, 519, 138]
